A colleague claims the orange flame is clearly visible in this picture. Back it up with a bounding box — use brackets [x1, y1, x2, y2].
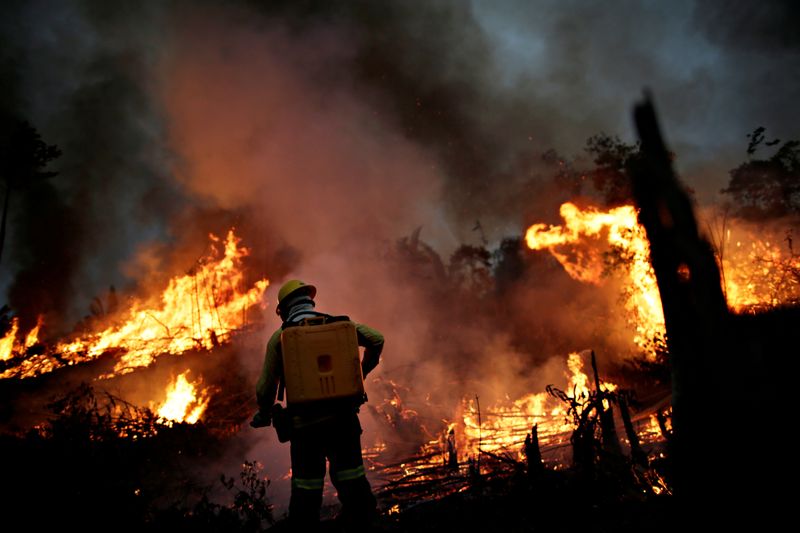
[526, 202, 665, 357]
[638, 414, 665, 445]
[0, 318, 20, 362]
[0, 315, 42, 362]
[525, 203, 800, 348]
[720, 231, 800, 312]
[156, 371, 210, 424]
[456, 351, 614, 462]
[23, 316, 43, 350]
[1, 229, 268, 379]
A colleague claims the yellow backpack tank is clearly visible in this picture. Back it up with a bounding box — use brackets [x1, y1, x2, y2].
[280, 317, 365, 404]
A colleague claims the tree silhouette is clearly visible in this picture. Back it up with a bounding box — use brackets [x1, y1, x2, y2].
[722, 127, 800, 220]
[0, 115, 61, 269]
[543, 134, 644, 207]
[584, 134, 642, 207]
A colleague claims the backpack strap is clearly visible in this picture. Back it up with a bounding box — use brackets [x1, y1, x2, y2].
[277, 377, 285, 402]
[281, 312, 351, 329]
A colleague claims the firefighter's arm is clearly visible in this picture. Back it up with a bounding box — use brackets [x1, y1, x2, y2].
[355, 323, 384, 377]
[253, 330, 282, 427]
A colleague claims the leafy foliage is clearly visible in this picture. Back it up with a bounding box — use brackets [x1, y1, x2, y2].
[448, 244, 493, 295]
[585, 134, 641, 207]
[220, 461, 274, 530]
[722, 127, 800, 219]
[540, 134, 644, 207]
[0, 116, 62, 186]
[0, 116, 62, 269]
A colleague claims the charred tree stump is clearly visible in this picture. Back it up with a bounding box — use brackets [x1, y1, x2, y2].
[629, 95, 784, 525]
[524, 424, 544, 479]
[467, 455, 482, 486]
[446, 428, 458, 469]
[618, 394, 647, 467]
[591, 351, 623, 457]
[598, 406, 621, 455]
[571, 412, 597, 478]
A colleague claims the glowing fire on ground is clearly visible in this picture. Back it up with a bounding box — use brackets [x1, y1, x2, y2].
[458, 352, 616, 461]
[526, 202, 664, 357]
[720, 233, 800, 312]
[1, 230, 269, 379]
[383, 352, 627, 479]
[156, 371, 210, 425]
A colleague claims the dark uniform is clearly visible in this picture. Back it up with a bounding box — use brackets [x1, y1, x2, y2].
[256, 308, 384, 530]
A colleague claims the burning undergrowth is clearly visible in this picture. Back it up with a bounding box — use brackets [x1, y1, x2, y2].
[0, 216, 681, 523]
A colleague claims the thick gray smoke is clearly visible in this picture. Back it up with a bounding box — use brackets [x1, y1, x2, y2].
[0, 1, 185, 332]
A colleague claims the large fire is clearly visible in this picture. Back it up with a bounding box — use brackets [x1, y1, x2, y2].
[525, 202, 800, 356]
[156, 371, 210, 425]
[526, 202, 664, 357]
[1, 229, 268, 379]
[377, 202, 797, 478]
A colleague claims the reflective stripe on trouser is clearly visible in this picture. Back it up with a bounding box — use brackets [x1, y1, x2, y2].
[291, 477, 324, 490]
[331, 464, 366, 482]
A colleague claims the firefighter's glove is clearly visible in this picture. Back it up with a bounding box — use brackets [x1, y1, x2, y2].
[250, 410, 271, 428]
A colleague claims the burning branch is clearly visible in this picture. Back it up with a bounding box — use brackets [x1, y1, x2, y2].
[546, 351, 624, 474]
[0, 229, 269, 380]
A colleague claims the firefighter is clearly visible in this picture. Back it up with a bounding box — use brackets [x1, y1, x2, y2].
[251, 279, 384, 531]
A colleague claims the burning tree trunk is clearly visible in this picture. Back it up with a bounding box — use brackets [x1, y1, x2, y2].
[629, 95, 788, 525]
[630, 95, 727, 505]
